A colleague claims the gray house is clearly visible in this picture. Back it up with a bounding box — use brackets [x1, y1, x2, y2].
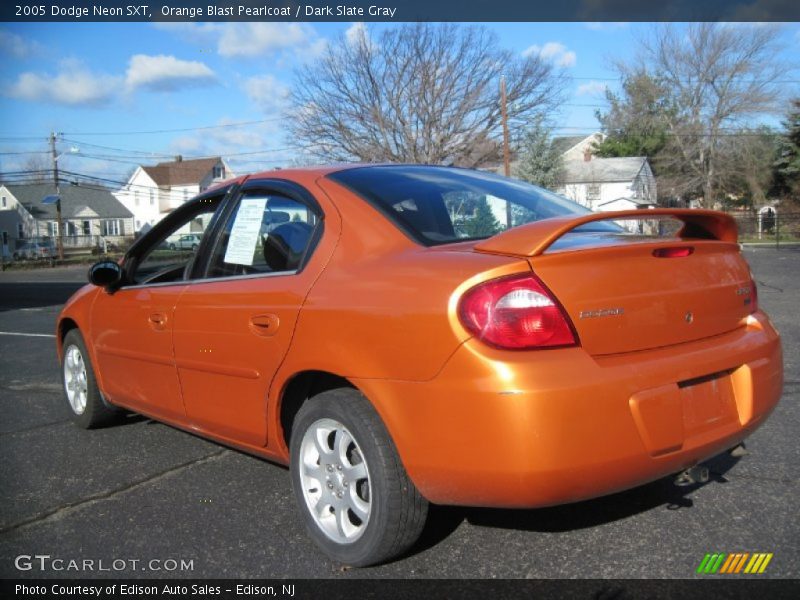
[0, 182, 134, 255]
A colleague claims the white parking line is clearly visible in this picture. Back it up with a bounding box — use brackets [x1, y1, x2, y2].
[0, 331, 56, 338]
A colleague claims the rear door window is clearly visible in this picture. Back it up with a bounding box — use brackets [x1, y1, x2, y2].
[205, 191, 320, 279]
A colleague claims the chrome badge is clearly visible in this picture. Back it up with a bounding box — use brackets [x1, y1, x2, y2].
[579, 308, 625, 319]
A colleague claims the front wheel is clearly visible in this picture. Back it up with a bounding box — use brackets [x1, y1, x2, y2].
[290, 388, 428, 566]
[61, 329, 121, 428]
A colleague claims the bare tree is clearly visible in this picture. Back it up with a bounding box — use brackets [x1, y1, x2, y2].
[21, 154, 51, 183]
[632, 23, 790, 206]
[719, 127, 778, 208]
[288, 23, 566, 167]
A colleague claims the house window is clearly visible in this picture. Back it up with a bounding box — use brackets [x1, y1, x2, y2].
[82, 220, 91, 235]
[134, 191, 140, 206]
[183, 189, 189, 201]
[213, 165, 223, 179]
[66, 222, 78, 236]
[587, 183, 601, 203]
[103, 219, 121, 236]
[2, 231, 7, 246]
[149, 190, 155, 205]
[49, 221, 59, 237]
[17, 223, 24, 239]
[1, 196, 6, 208]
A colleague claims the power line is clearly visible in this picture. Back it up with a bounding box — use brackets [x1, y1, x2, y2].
[61, 117, 284, 137]
[0, 150, 50, 156]
[59, 138, 175, 158]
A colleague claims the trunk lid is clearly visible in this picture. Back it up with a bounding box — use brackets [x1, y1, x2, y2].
[472, 210, 754, 356]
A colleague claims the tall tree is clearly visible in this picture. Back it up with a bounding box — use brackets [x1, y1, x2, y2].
[513, 119, 564, 190]
[719, 127, 779, 208]
[463, 198, 501, 238]
[592, 70, 671, 161]
[773, 98, 800, 201]
[612, 24, 789, 205]
[647, 24, 788, 204]
[21, 154, 51, 183]
[288, 23, 566, 167]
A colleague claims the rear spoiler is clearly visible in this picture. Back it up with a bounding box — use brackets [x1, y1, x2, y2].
[473, 209, 738, 258]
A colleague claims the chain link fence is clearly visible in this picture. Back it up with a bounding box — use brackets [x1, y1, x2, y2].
[731, 212, 800, 246]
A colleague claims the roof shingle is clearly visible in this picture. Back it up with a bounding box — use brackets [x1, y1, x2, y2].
[142, 157, 222, 186]
[561, 157, 647, 184]
[4, 183, 133, 220]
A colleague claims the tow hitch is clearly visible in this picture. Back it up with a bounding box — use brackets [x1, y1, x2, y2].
[674, 465, 710, 487]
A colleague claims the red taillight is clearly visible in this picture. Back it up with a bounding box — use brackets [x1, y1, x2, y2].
[751, 278, 758, 313]
[457, 273, 577, 350]
[653, 246, 694, 258]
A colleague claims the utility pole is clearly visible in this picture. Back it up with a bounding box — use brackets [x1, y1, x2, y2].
[500, 77, 512, 227]
[49, 131, 64, 260]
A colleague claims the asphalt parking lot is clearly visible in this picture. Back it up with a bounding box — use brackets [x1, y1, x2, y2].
[0, 247, 797, 580]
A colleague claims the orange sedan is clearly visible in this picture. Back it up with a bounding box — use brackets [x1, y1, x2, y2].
[57, 165, 783, 566]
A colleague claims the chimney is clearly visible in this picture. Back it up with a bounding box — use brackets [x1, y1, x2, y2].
[583, 148, 592, 162]
[175, 155, 183, 163]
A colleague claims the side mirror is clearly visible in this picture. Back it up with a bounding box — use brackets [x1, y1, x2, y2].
[88, 260, 122, 289]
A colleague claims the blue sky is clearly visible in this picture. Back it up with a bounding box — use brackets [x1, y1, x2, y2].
[1, 21, 798, 185]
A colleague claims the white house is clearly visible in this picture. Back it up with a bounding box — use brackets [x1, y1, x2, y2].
[556, 155, 657, 211]
[115, 156, 234, 232]
[492, 132, 657, 212]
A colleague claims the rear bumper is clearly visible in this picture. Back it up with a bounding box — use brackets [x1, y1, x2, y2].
[354, 312, 783, 508]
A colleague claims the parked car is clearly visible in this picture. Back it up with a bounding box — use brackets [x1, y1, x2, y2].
[57, 165, 783, 566]
[168, 233, 203, 251]
[13, 240, 54, 260]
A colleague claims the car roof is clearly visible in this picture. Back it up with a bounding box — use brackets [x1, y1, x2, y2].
[241, 163, 446, 182]
[206, 164, 467, 195]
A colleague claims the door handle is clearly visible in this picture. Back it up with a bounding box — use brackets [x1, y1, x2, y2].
[148, 312, 168, 331]
[249, 314, 280, 337]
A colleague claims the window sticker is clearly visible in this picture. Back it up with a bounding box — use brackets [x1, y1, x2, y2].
[223, 197, 268, 266]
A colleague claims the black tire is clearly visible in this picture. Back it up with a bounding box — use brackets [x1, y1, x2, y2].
[169, 243, 176, 250]
[61, 329, 121, 429]
[191, 244, 198, 252]
[290, 388, 428, 566]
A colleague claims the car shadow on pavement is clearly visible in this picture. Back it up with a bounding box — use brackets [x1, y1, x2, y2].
[410, 450, 742, 554]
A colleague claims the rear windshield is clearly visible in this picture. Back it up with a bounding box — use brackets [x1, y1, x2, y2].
[328, 165, 616, 245]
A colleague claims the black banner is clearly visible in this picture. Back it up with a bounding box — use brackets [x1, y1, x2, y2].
[3, 0, 800, 23]
[3, 579, 800, 600]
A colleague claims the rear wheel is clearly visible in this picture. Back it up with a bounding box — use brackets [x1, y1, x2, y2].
[61, 329, 120, 428]
[290, 388, 428, 566]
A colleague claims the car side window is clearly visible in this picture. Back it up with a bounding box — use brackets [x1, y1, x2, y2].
[205, 192, 319, 279]
[126, 194, 224, 286]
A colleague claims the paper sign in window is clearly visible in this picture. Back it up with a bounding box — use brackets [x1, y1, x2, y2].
[223, 198, 268, 266]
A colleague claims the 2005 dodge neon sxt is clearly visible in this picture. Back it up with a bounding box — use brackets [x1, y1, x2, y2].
[56, 165, 783, 566]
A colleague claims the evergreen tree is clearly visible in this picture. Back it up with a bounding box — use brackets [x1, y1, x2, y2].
[773, 98, 800, 201]
[463, 197, 501, 238]
[513, 119, 564, 190]
[592, 70, 671, 161]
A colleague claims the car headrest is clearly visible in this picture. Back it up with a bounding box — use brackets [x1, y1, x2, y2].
[263, 222, 314, 272]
